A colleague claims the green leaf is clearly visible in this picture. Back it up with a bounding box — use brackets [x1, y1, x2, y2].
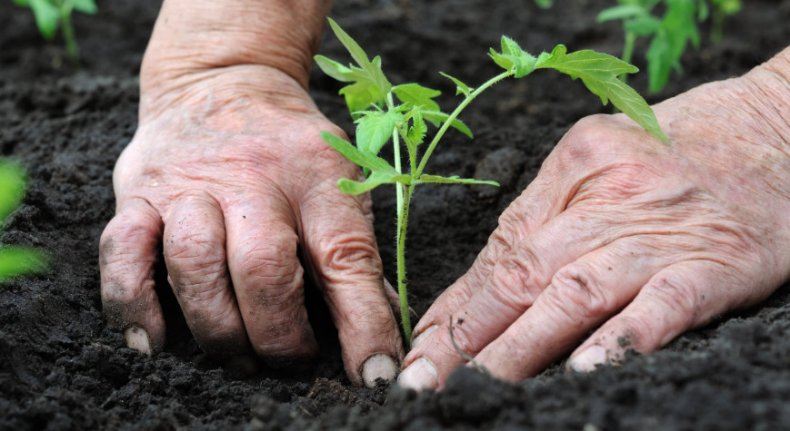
[392, 83, 442, 112]
[417, 175, 499, 187]
[320, 131, 396, 173]
[406, 110, 427, 147]
[439, 72, 473, 96]
[534, 0, 553, 9]
[324, 18, 392, 113]
[489, 36, 537, 78]
[338, 171, 410, 195]
[355, 111, 400, 156]
[0, 246, 47, 280]
[625, 15, 662, 36]
[314, 55, 355, 82]
[643, 0, 701, 93]
[422, 111, 474, 139]
[72, 0, 97, 14]
[537, 45, 668, 143]
[597, 5, 645, 22]
[0, 160, 26, 225]
[29, 0, 60, 40]
[13, 0, 31, 6]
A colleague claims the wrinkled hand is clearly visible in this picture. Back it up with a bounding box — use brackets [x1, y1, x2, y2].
[99, 65, 402, 386]
[399, 60, 790, 390]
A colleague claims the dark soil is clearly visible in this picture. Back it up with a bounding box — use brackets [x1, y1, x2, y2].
[2, 0, 790, 429]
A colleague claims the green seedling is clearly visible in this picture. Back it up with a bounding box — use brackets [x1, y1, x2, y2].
[316, 18, 666, 341]
[12, 0, 98, 64]
[597, 0, 741, 93]
[0, 160, 47, 282]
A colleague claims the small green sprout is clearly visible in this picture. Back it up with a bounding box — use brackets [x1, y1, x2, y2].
[316, 18, 666, 341]
[0, 160, 47, 282]
[597, 0, 741, 93]
[12, 0, 98, 64]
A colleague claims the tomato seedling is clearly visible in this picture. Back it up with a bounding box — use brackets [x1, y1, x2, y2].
[316, 18, 666, 342]
[0, 160, 47, 282]
[12, 0, 98, 64]
[597, 0, 741, 93]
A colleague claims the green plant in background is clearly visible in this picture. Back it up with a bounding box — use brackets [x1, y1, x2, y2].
[12, 0, 98, 64]
[315, 18, 666, 341]
[0, 160, 47, 282]
[597, 0, 741, 93]
[709, 0, 741, 42]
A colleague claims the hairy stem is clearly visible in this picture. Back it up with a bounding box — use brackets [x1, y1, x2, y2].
[415, 70, 512, 176]
[397, 184, 413, 342]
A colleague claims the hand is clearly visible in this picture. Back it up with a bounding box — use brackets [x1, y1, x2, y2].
[398, 54, 790, 390]
[99, 64, 403, 387]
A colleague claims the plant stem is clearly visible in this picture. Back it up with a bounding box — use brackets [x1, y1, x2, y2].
[396, 184, 413, 342]
[387, 94, 404, 219]
[620, 31, 636, 83]
[415, 70, 511, 177]
[60, 2, 79, 65]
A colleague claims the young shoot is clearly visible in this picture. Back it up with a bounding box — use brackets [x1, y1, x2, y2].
[0, 160, 47, 282]
[315, 18, 666, 342]
[12, 0, 98, 64]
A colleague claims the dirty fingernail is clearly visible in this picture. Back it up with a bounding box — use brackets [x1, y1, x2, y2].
[411, 325, 437, 349]
[568, 345, 607, 372]
[361, 354, 399, 387]
[124, 325, 151, 355]
[397, 357, 438, 391]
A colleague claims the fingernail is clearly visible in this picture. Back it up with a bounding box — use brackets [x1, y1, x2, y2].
[568, 345, 607, 372]
[361, 354, 399, 387]
[124, 325, 151, 355]
[411, 325, 437, 349]
[397, 357, 438, 391]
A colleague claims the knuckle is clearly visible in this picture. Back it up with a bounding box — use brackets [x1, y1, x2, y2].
[545, 264, 613, 321]
[316, 232, 382, 282]
[237, 235, 300, 288]
[489, 252, 542, 310]
[644, 273, 700, 326]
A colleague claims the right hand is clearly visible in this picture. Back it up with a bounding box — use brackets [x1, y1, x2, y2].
[99, 63, 403, 387]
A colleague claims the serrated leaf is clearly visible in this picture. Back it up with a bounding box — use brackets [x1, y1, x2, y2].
[536, 45, 668, 143]
[72, 0, 97, 14]
[29, 0, 60, 40]
[314, 55, 355, 82]
[625, 15, 662, 36]
[0, 160, 26, 225]
[320, 132, 396, 173]
[417, 175, 499, 187]
[339, 81, 386, 115]
[422, 111, 474, 139]
[355, 111, 400, 156]
[597, 5, 645, 22]
[327, 17, 372, 72]
[439, 72, 472, 96]
[338, 172, 410, 195]
[392, 83, 441, 112]
[489, 36, 537, 78]
[0, 246, 47, 280]
[406, 110, 427, 147]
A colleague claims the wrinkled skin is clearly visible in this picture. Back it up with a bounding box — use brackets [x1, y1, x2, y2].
[399, 60, 790, 390]
[99, 65, 403, 386]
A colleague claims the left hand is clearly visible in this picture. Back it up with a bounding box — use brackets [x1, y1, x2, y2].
[397, 60, 790, 390]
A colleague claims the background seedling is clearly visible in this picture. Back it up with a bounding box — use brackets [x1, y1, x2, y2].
[12, 0, 98, 64]
[0, 160, 47, 282]
[316, 18, 666, 342]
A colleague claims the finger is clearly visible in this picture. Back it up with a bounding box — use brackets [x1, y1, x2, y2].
[100, 198, 165, 354]
[225, 194, 318, 363]
[567, 260, 748, 372]
[399, 207, 616, 390]
[300, 185, 402, 387]
[470, 237, 692, 382]
[162, 193, 248, 356]
[410, 172, 567, 342]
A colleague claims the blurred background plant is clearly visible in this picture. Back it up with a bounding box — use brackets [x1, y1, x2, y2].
[11, 0, 98, 64]
[0, 160, 47, 282]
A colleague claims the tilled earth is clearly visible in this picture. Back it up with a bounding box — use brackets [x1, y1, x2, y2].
[1, 0, 790, 429]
